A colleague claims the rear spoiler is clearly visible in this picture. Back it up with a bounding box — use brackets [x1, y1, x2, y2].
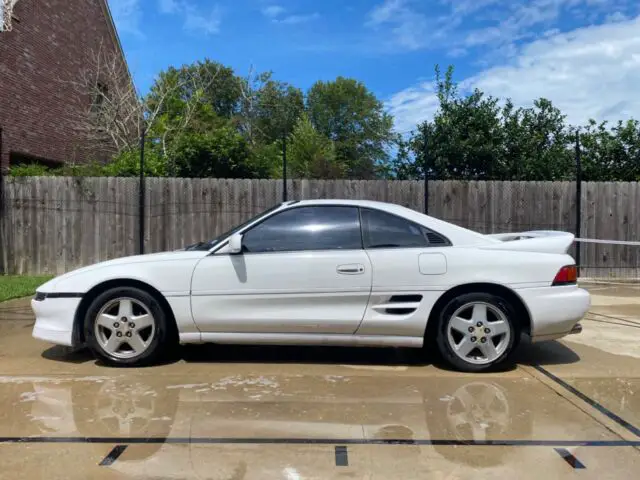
[480, 231, 575, 254]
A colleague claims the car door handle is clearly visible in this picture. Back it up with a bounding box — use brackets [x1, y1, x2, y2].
[337, 264, 365, 275]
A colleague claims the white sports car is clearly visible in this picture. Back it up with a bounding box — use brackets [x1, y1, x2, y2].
[31, 199, 590, 372]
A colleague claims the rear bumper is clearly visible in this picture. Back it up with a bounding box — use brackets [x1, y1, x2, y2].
[31, 297, 81, 347]
[517, 285, 590, 342]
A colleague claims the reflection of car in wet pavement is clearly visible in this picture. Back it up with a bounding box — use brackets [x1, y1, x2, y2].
[31, 199, 590, 372]
[17, 374, 542, 475]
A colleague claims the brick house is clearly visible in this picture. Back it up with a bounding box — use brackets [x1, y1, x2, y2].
[0, 0, 130, 171]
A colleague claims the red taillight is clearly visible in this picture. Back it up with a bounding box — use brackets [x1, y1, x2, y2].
[552, 265, 577, 286]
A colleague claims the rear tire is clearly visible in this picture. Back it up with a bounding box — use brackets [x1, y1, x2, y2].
[435, 292, 520, 373]
[84, 287, 174, 367]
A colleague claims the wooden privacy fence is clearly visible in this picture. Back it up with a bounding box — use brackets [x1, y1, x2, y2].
[0, 177, 638, 279]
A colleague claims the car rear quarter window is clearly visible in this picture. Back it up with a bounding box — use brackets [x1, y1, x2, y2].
[242, 206, 362, 253]
[361, 208, 450, 249]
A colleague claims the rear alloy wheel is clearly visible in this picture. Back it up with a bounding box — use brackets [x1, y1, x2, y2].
[84, 287, 173, 367]
[436, 292, 519, 372]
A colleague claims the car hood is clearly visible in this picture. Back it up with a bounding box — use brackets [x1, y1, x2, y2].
[37, 250, 209, 293]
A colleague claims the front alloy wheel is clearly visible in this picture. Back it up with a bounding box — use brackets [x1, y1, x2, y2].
[94, 297, 156, 359]
[436, 293, 519, 372]
[84, 287, 174, 366]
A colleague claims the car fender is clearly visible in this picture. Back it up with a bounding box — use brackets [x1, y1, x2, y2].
[36, 252, 209, 342]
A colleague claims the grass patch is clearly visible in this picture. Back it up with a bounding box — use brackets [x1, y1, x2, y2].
[0, 275, 54, 303]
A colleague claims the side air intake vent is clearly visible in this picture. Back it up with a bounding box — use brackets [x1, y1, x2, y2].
[389, 294, 422, 303]
[383, 294, 423, 315]
[385, 307, 415, 315]
[426, 232, 449, 245]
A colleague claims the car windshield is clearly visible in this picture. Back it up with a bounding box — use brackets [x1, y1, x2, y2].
[184, 203, 283, 251]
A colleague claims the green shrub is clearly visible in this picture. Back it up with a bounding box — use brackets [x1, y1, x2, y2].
[8, 164, 53, 176]
[102, 148, 167, 177]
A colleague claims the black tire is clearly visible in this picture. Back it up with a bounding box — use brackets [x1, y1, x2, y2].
[435, 292, 520, 373]
[84, 286, 175, 367]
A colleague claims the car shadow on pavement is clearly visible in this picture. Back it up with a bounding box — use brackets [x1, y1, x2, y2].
[41, 345, 95, 364]
[512, 337, 581, 366]
[181, 343, 436, 367]
[40, 336, 580, 371]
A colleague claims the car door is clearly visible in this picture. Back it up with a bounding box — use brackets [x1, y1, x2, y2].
[355, 207, 453, 338]
[190, 205, 373, 334]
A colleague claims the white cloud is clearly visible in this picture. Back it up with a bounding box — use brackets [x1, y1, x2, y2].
[184, 3, 221, 34]
[261, 5, 320, 25]
[262, 5, 285, 18]
[365, 0, 428, 51]
[386, 84, 440, 133]
[158, 0, 221, 35]
[387, 16, 640, 131]
[366, 0, 640, 55]
[606, 11, 629, 23]
[367, 0, 405, 25]
[108, 0, 144, 37]
[443, 0, 503, 15]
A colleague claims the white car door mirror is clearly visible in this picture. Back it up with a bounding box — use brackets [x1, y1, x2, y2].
[228, 233, 243, 254]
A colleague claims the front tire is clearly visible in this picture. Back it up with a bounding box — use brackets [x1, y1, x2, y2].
[435, 292, 520, 373]
[84, 287, 174, 367]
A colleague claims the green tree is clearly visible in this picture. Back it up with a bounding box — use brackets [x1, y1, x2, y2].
[410, 66, 505, 180]
[501, 98, 573, 180]
[144, 62, 305, 179]
[307, 77, 395, 179]
[147, 59, 243, 120]
[169, 127, 256, 178]
[255, 78, 305, 144]
[389, 134, 420, 180]
[248, 142, 284, 179]
[403, 65, 576, 181]
[235, 70, 304, 147]
[580, 119, 640, 181]
[288, 114, 345, 179]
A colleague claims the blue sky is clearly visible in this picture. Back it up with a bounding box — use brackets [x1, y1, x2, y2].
[107, 0, 640, 133]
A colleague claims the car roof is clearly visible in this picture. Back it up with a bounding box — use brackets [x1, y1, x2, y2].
[284, 198, 424, 219]
[287, 199, 402, 209]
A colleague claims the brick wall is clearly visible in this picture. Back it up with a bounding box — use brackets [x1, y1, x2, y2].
[0, 0, 126, 171]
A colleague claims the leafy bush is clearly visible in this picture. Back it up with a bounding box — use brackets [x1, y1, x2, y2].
[102, 148, 167, 177]
[170, 128, 255, 178]
[8, 164, 54, 176]
[247, 142, 284, 179]
[8, 161, 110, 177]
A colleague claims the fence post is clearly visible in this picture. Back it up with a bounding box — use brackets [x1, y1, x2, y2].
[139, 129, 145, 255]
[282, 131, 287, 202]
[423, 127, 429, 215]
[575, 130, 582, 276]
[0, 126, 5, 274]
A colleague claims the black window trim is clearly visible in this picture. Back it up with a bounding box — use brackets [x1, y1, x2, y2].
[210, 203, 452, 256]
[358, 207, 452, 250]
[212, 203, 365, 256]
[208, 201, 298, 254]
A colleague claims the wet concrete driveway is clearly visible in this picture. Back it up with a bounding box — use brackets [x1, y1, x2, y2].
[0, 283, 638, 479]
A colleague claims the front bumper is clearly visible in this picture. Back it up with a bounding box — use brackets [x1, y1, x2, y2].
[517, 285, 591, 342]
[31, 297, 82, 347]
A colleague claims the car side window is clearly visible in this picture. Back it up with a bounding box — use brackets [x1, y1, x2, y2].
[242, 206, 362, 253]
[361, 208, 450, 249]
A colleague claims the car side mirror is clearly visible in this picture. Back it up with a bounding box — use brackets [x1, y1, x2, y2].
[228, 233, 243, 254]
